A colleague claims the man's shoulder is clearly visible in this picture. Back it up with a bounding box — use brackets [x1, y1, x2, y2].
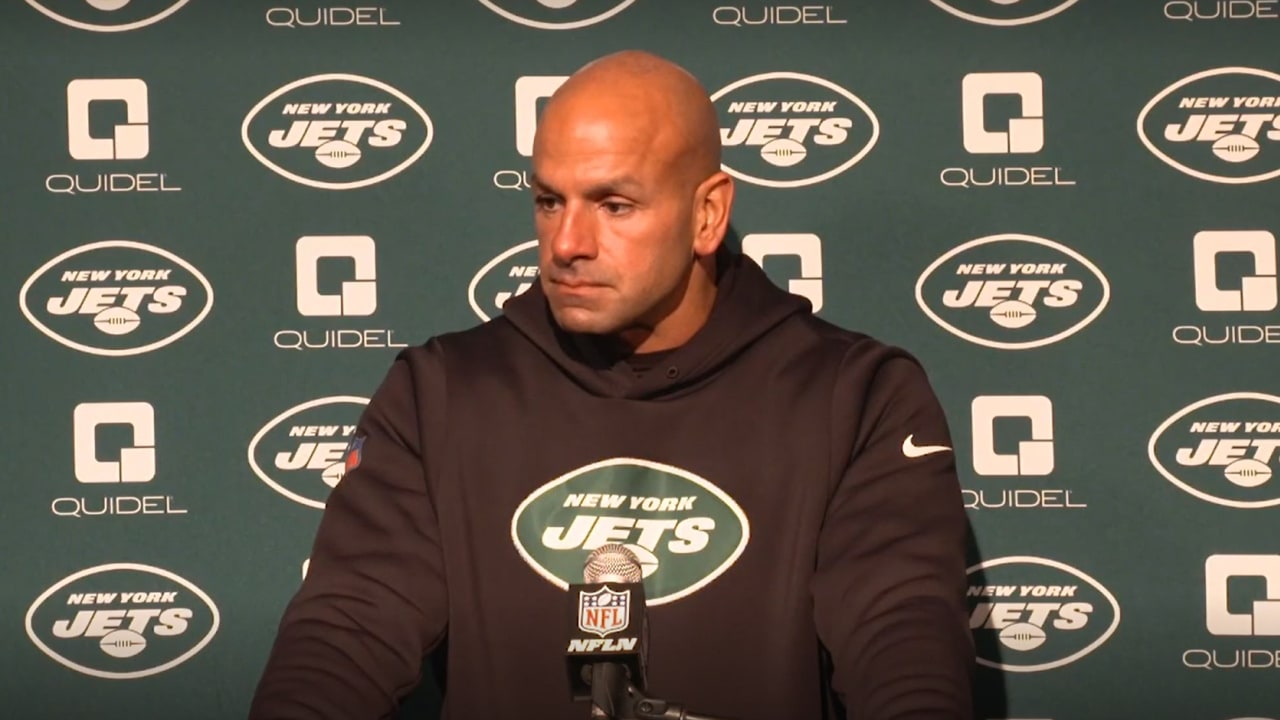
[783, 312, 918, 369]
[402, 316, 526, 367]
[437, 315, 522, 348]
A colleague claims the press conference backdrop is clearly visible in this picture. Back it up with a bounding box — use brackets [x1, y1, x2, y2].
[2, 1, 1279, 718]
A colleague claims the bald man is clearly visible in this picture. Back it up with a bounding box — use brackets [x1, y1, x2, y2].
[250, 51, 973, 720]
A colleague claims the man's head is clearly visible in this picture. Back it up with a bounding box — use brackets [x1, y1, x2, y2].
[530, 50, 733, 354]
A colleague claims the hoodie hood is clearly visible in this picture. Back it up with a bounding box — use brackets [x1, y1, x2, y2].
[500, 247, 812, 400]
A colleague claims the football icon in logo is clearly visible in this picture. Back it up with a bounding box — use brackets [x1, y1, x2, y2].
[1223, 457, 1273, 488]
[759, 137, 807, 168]
[99, 629, 147, 659]
[998, 622, 1047, 652]
[314, 140, 362, 169]
[1211, 134, 1260, 163]
[989, 300, 1037, 329]
[93, 306, 142, 336]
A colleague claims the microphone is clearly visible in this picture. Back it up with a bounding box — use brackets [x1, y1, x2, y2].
[564, 544, 649, 716]
[565, 544, 734, 720]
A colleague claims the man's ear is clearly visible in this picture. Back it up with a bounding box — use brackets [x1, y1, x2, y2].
[693, 171, 734, 257]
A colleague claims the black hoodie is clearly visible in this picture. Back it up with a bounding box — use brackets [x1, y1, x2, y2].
[249, 249, 975, 720]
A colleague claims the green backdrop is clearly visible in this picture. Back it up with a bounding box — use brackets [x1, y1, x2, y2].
[3, 1, 1280, 718]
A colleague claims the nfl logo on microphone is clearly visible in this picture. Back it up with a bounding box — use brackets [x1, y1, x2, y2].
[578, 587, 630, 638]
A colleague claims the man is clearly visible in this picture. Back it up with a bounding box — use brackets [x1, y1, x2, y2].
[250, 51, 974, 719]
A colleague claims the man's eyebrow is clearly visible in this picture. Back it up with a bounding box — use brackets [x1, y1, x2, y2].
[529, 175, 645, 198]
[584, 177, 644, 198]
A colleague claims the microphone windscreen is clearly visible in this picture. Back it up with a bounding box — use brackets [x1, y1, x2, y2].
[583, 543, 643, 583]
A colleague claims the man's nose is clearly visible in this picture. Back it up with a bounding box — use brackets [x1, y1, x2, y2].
[549, 202, 597, 266]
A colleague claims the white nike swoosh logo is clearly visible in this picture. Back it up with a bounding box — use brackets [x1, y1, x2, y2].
[902, 434, 951, 458]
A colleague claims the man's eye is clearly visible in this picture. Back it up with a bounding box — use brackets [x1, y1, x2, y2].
[535, 195, 560, 211]
[602, 201, 631, 215]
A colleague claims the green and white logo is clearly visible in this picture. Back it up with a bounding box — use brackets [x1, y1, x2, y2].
[242, 74, 433, 190]
[1138, 67, 1280, 184]
[1148, 392, 1280, 508]
[916, 233, 1110, 350]
[19, 240, 214, 357]
[968, 556, 1120, 673]
[711, 72, 879, 189]
[247, 396, 369, 509]
[511, 458, 750, 605]
[25, 563, 219, 679]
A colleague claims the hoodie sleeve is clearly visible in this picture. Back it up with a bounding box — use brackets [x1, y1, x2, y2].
[812, 352, 975, 719]
[249, 349, 448, 720]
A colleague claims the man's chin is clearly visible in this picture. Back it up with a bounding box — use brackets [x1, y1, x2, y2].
[549, 306, 618, 336]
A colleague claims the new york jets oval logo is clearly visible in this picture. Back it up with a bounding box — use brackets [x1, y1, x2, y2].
[1148, 392, 1280, 509]
[247, 396, 369, 509]
[1138, 67, 1280, 184]
[468, 239, 539, 322]
[929, 0, 1079, 26]
[711, 72, 879, 189]
[25, 563, 219, 679]
[968, 556, 1120, 672]
[25, 0, 189, 32]
[242, 73, 433, 190]
[18, 240, 214, 357]
[915, 233, 1110, 350]
[512, 458, 750, 605]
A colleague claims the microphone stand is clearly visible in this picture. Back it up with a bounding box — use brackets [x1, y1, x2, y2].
[586, 663, 732, 720]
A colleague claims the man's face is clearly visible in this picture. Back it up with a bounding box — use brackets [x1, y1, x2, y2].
[530, 108, 698, 343]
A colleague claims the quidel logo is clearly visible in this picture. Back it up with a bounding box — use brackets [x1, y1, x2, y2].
[26, 0, 189, 32]
[711, 72, 879, 188]
[941, 72, 1076, 190]
[1148, 392, 1280, 508]
[67, 79, 149, 161]
[469, 240, 539, 321]
[54, 401, 188, 519]
[48, 78, 183, 196]
[265, 6, 400, 28]
[964, 396, 1087, 511]
[19, 240, 213, 357]
[968, 556, 1120, 672]
[711, 5, 848, 26]
[1205, 554, 1280, 637]
[242, 74, 433, 190]
[476, 0, 636, 30]
[1166, 0, 1280, 21]
[1184, 554, 1280, 671]
[511, 458, 750, 605]
[247, 396, 369, 508]
[273, 235, 409, 351]
[915, 234, 1109, 350]
[25, 563, 219, 679]
[929, 0, 1079, 26]
[1138, 67, 1280, 184]
[971, 395, 1055, 477]
[1172, 230, 1280, 347]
